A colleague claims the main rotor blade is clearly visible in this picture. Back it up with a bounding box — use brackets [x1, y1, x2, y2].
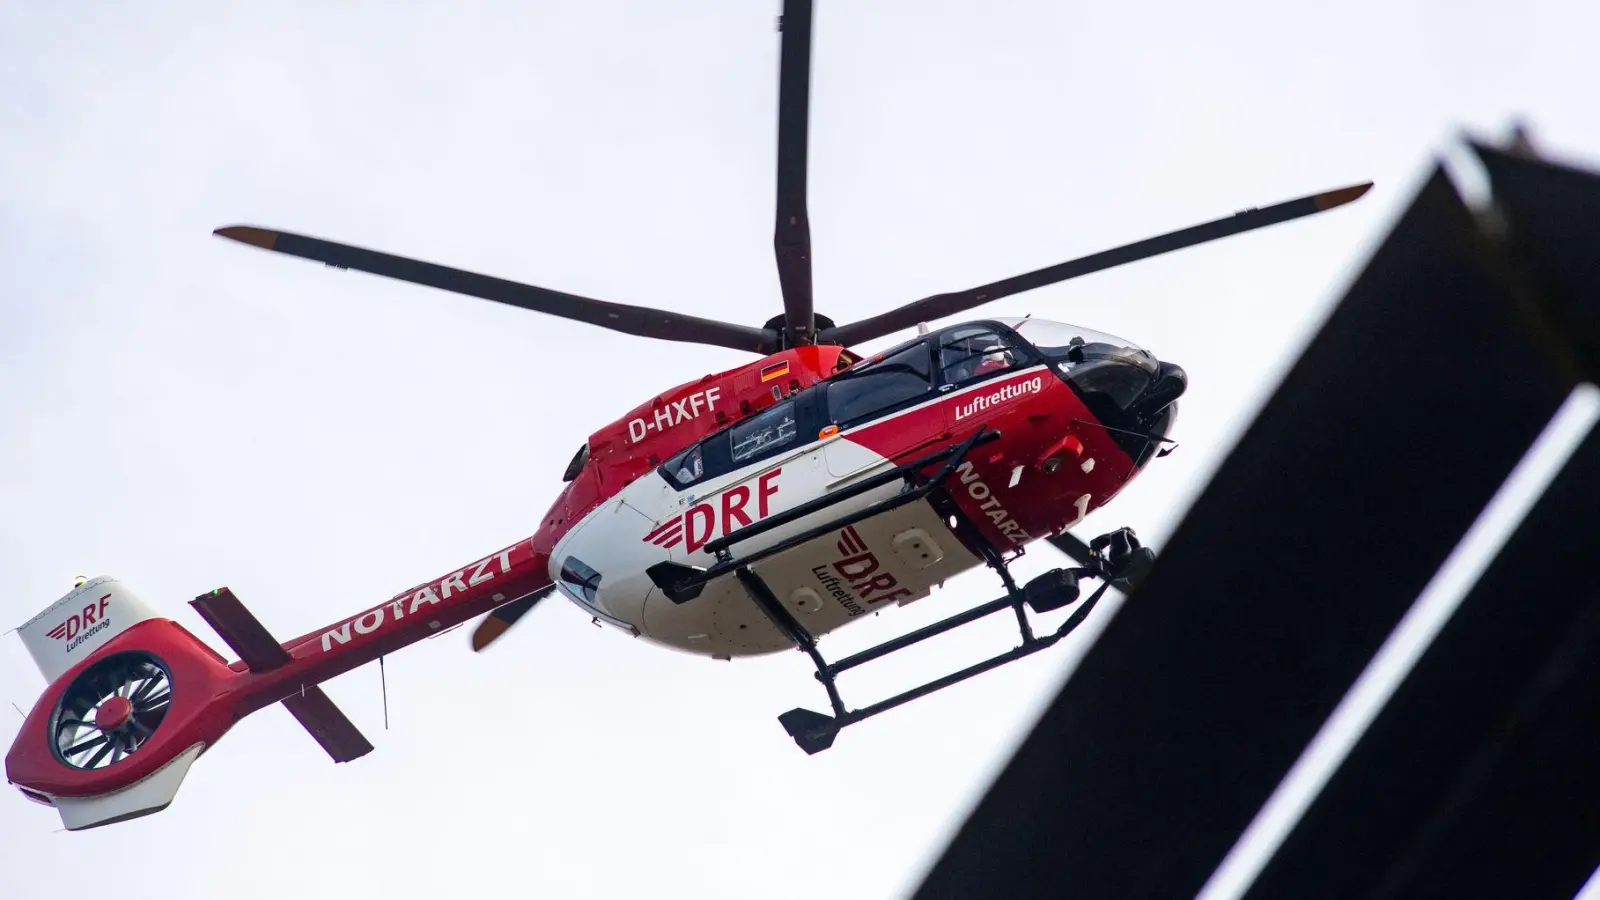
[214, 226, 776, 354]
[470, 584, 558, 653]
[819, 182, 1373, 347]
[773, 0, 817, 347]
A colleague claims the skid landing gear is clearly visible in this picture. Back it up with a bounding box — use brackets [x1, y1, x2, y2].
[652, 427, 1158, 753]
[775, 525, 1155, 755]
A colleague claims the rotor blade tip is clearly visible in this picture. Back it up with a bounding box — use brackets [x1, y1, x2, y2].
[1314, 182, 1374, 210]
[214, 225, 279, 250]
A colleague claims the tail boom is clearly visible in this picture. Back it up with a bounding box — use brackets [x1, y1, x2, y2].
[6, 536, 552, 830]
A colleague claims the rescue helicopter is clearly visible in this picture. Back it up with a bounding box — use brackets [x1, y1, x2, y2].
[5, 0, 1370, 830]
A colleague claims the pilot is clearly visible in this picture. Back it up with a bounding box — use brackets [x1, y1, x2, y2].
[675, 448, 703, 484]
[972, 343, 1013, 376]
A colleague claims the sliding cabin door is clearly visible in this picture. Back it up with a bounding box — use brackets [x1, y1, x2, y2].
[822, 340, 943, 480]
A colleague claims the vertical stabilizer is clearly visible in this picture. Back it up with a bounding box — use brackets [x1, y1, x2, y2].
[16, 577, 161, 683]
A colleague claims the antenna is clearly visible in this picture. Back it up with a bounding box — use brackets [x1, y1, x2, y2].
[379, 655, 389, 730]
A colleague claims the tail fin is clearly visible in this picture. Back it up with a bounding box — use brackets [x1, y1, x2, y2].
[8, 577, 228, 830]
[17, 577, 160, 683]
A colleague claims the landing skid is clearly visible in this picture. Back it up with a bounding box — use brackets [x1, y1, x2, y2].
[643, 426, 1155, 753]
[771, 527, 1149, 754]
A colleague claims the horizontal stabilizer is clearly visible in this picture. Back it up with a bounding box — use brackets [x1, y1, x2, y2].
[190, 587, 291, 672]
[470, 584, 558, 652]
[282, 686, 374, 763]
[189, 587, 372, 762]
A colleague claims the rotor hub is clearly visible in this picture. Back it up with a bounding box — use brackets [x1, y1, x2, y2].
[762, 312, 837, 350]
[95, 696, 134, 731]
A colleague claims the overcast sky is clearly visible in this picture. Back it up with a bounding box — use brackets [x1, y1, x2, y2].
[4, 2, 1599, 897]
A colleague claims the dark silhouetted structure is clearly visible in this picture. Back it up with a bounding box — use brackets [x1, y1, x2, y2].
[914, 131, 1600, 900]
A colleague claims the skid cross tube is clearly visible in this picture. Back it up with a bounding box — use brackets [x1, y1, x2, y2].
[735, 567, 847, 718]
[930, 482, 1036, 641]
[780, 576, 1115, 753]
[847, 580, 1109, 719]
[683, 417, 1131, 752]
[824, 593, 1019, 677]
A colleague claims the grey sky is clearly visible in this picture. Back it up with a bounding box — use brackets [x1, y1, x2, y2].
[4, 2, 1598, 897]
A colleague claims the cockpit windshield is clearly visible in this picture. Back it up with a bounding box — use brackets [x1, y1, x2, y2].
[993, 317, 1158, 375]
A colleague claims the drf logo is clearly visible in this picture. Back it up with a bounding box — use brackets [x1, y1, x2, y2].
[644, 469, 781, 554]
[46, 594, 112, 642]
[811, 526, 913, 611]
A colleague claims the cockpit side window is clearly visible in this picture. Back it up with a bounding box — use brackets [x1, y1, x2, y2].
[825, 342, 934, 427]
[938, 326, 1023, 387]
[659, 394, 822, 491]
[663, 442, 705, 488]
[1007, 319, 1156, 374]
[562, 443, 590, 482]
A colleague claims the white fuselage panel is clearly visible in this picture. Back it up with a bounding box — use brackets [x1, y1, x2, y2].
[549, 437, 982, 657]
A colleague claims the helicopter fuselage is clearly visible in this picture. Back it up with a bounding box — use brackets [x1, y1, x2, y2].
[534, 317, 1185, 658]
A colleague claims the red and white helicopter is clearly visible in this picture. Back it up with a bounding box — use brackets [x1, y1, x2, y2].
[5, 0, 1369, 830]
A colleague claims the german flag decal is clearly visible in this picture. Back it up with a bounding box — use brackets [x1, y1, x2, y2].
[760, 360, 791, 383]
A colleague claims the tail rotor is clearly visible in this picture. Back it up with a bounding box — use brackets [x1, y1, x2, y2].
[51, 653, 173, 771]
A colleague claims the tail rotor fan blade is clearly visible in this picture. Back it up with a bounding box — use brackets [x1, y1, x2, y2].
[471, 584, 559, 652]
[819, 182, 1373, 347]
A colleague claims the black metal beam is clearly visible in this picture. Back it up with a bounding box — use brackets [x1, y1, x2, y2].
[913, 166, 1576, 899]
[1243, 141, 1600, 900]
[1247, 423, 1600, 900]
[1471, 142, 1600, 383]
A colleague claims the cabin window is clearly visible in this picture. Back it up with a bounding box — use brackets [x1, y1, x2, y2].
[825, 342, 934, 427]
[730, 401, 797, 464]
[939, 326, 1022, 387]
[561, 443, 590, 482]
[663, 442, 705, 487]
[659, 392, 824, 491]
